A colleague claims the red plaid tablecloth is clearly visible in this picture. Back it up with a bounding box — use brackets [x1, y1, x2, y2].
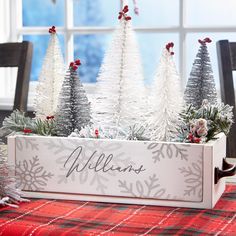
[0, 185, 236, 236]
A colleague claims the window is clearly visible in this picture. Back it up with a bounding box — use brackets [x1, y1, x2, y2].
[1, 0, 236, 109]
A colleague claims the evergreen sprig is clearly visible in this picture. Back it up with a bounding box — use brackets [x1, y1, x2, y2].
[178, 101, 233, 142]
[0, 110, 57, 136]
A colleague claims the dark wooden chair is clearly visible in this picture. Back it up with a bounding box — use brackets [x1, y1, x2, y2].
[0, 41, 33, 111]
[216, 40, 236, 158]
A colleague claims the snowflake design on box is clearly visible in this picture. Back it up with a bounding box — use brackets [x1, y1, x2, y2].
[146, 142, 189, 163]
[44, 139, 75, 155]
[16, 156, 54, 191]
[118, 174, 178, 199]
[45, 139, 133, 194]
[16, 137, 39, 151]
[179, 159, 202, 198]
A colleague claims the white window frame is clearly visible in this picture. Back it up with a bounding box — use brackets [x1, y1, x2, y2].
[1, 0, 236, 110]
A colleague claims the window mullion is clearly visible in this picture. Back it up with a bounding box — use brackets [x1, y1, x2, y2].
[179, 0, 187, 89]
[65, 0, 74, 65]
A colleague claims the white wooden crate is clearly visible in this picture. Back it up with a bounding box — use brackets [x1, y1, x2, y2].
[7, 133, 234, 209]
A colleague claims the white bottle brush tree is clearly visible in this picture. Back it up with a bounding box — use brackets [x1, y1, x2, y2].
[149, 42, 184, 141]
[92, 5, 147, 131]
[56, 60, 92, 136]
[184, 37, 217, 109]
[34, 26, 65, 118]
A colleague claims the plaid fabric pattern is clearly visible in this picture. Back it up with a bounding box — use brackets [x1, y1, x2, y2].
[0, 185, 236, 236]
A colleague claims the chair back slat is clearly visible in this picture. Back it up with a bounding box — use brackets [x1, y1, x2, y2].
[0, 41, 33, 111]
[229, 43, 236, 70]
[217, 40, 236, 158]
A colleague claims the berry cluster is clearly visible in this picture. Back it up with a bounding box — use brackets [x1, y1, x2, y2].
[187, 133, 201, 143]
[118, 5, 132, 21]
[198, 37, 212, 45]
[46, 115, 54, 120]
[23, 128, 32, 134]
[165, 42, 174, 55]
[187, 118, 208, 143]
[49, 26, 56, 34]
[69, 59, 82, 71]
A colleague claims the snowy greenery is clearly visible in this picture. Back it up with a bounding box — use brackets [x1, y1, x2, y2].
[69, 123, 149, 141]
[178, 100, 234, 143]
[0, 110, 57, 136]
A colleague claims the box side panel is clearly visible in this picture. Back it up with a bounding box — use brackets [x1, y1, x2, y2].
[14, 135, 205, 203]
[202, 134, 226, 208]
[212, 134, 226, 206]
[202, 145, 213, 208]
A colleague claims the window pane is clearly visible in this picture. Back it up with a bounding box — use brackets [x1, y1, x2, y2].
[73, 0, 120, 27]
[74, 34, 111, 83]
[23, 34, 65, 81]
[137, 33, 179, 83]
[185, 0, 236, 27]
[73, 0, 179, 27]
[23, 0, 64, 26]
[130, 0, 179, 27]
[185, 33, 236, 92]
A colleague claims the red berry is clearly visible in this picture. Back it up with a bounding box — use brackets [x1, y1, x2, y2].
[188, 133, 193, 139]
[123, 8, 129, 13]
[23, 128, 32, 134]
[123, 5, 129, 13]
[49, 26, 56, 34]
[75, 59, 81, 66]
[52, 26, 55, 29]
[194, 137, 201, 143]
[72, 65, 78, 70]
[204, 37, 212, 43]
[95, 129, 99, 138]
[46, 115, 54, 120]
[70, 62, 74, 67]
[171, 52, 174, 55]
[198, 39, 205, 45]
[125, 16, 131, 21]
[169, 42, 174, 47]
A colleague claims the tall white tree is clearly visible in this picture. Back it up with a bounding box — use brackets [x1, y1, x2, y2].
[92, 5, 147, 130]
[34, 26, 65, 118]
[149, 42, 184, 141]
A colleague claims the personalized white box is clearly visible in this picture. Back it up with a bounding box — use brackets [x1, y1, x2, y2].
[7, 133, 234, 209]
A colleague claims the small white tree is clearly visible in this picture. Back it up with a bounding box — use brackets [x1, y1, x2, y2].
[149, 43, 184, 141]
[92, 5, 147, 130]
[34, 26, 65, 118]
